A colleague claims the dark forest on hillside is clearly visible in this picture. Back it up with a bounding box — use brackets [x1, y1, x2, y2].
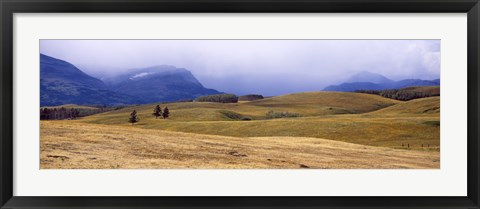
[355, 86, 440, 101]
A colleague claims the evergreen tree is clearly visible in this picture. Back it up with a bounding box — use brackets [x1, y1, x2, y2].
[162, 106, 170, 119]
[40, 108, 47, 120]
[73, 108, 80, 118]
[53, 108, 58, 120]
[129, 110, 139, 125]
[59, 107, 67, 119]
[152, 105, 162, 119]
[40, 108, 50, 120]
[69, 108, 76, 119]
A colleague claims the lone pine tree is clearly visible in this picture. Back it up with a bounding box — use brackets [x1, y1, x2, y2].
[152, 105, 162, 119]
[129, 110, 139, 125]
[162, 106, 170, 119]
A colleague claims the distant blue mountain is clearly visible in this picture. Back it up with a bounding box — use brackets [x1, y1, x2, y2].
[40, 54, 221, 106]
[323, 72, 439, 92]
[346, 71, 393, 84]
[41, 54, 107, 90]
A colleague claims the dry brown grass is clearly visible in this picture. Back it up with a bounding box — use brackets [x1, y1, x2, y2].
[41, 121, 439, 169]
[79, 93, 438, 150]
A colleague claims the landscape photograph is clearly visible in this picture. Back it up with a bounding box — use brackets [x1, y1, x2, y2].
[40, 40, 440, 169]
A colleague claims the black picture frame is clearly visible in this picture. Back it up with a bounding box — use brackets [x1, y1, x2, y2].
[1, 0, 479, 208]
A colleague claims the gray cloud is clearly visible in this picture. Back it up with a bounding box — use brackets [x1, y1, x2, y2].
[40, 40, 440, 96]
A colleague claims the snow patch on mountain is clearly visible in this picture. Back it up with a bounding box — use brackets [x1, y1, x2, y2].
[130, 72, 155, 80]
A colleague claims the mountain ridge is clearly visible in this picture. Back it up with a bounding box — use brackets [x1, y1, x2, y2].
[345, 71, 393, 84]
[323, 71, 440, 92]
[40, 54, 140, 106]
[105, 65, 221, 103]
[40, 54, 221, 106]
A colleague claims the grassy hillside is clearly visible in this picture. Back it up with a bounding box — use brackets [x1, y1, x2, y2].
[83, 91, 400, 123]
[368, 97, 440, 116]
[41, 121, 439, 169]
[402, 86, 440, 95]
[247, 91, 400, 115]
[141, 116, 439, 149]
[77, 92, 439, 150]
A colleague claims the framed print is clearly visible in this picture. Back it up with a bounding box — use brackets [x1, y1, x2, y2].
[1, 0, 479, 208]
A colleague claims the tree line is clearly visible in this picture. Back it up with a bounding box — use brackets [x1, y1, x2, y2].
[195, 93, 266, 103]
[355, 88, 440, 101]
[195, 94, 238, 103]
[40, 107, 81, 120]
[40, 106, 124, 120]
[238, 94, 264, 101]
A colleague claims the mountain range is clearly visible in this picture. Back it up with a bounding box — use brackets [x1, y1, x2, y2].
[41, 54, 440, 106]
[40, 54, 220, 106]
[323, 71, 440, 92]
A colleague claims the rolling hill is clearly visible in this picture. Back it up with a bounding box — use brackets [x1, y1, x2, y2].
[82, 91, 400, 123]
[368, 96, 440, 116]
[41, 90, 440, 169]
[246, 91, 399, 115]
[78, 91, 439, 150]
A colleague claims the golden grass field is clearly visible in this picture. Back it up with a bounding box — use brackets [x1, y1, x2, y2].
[40, 121, 439, 169]
[40, 91, 440, 169]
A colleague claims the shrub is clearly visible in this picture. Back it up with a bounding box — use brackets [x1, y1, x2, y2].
[195, 94, 238, 103]
[355, 89, 380, 95]
[423, 120, 440, 126]
[219, 110, 242, 120]
[114, 106, 125, 110]
[174, 99, 194, 103]
[266, 110, 300, 119]
[241, 117, 252, 121]
[219, 110, 252, 121]
[238, 94, 264, 101]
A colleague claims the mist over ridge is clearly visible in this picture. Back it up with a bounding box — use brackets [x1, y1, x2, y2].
[40, 40, 440, 96]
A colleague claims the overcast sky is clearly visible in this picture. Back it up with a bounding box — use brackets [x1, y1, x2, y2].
[40, 40, 440, 96]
